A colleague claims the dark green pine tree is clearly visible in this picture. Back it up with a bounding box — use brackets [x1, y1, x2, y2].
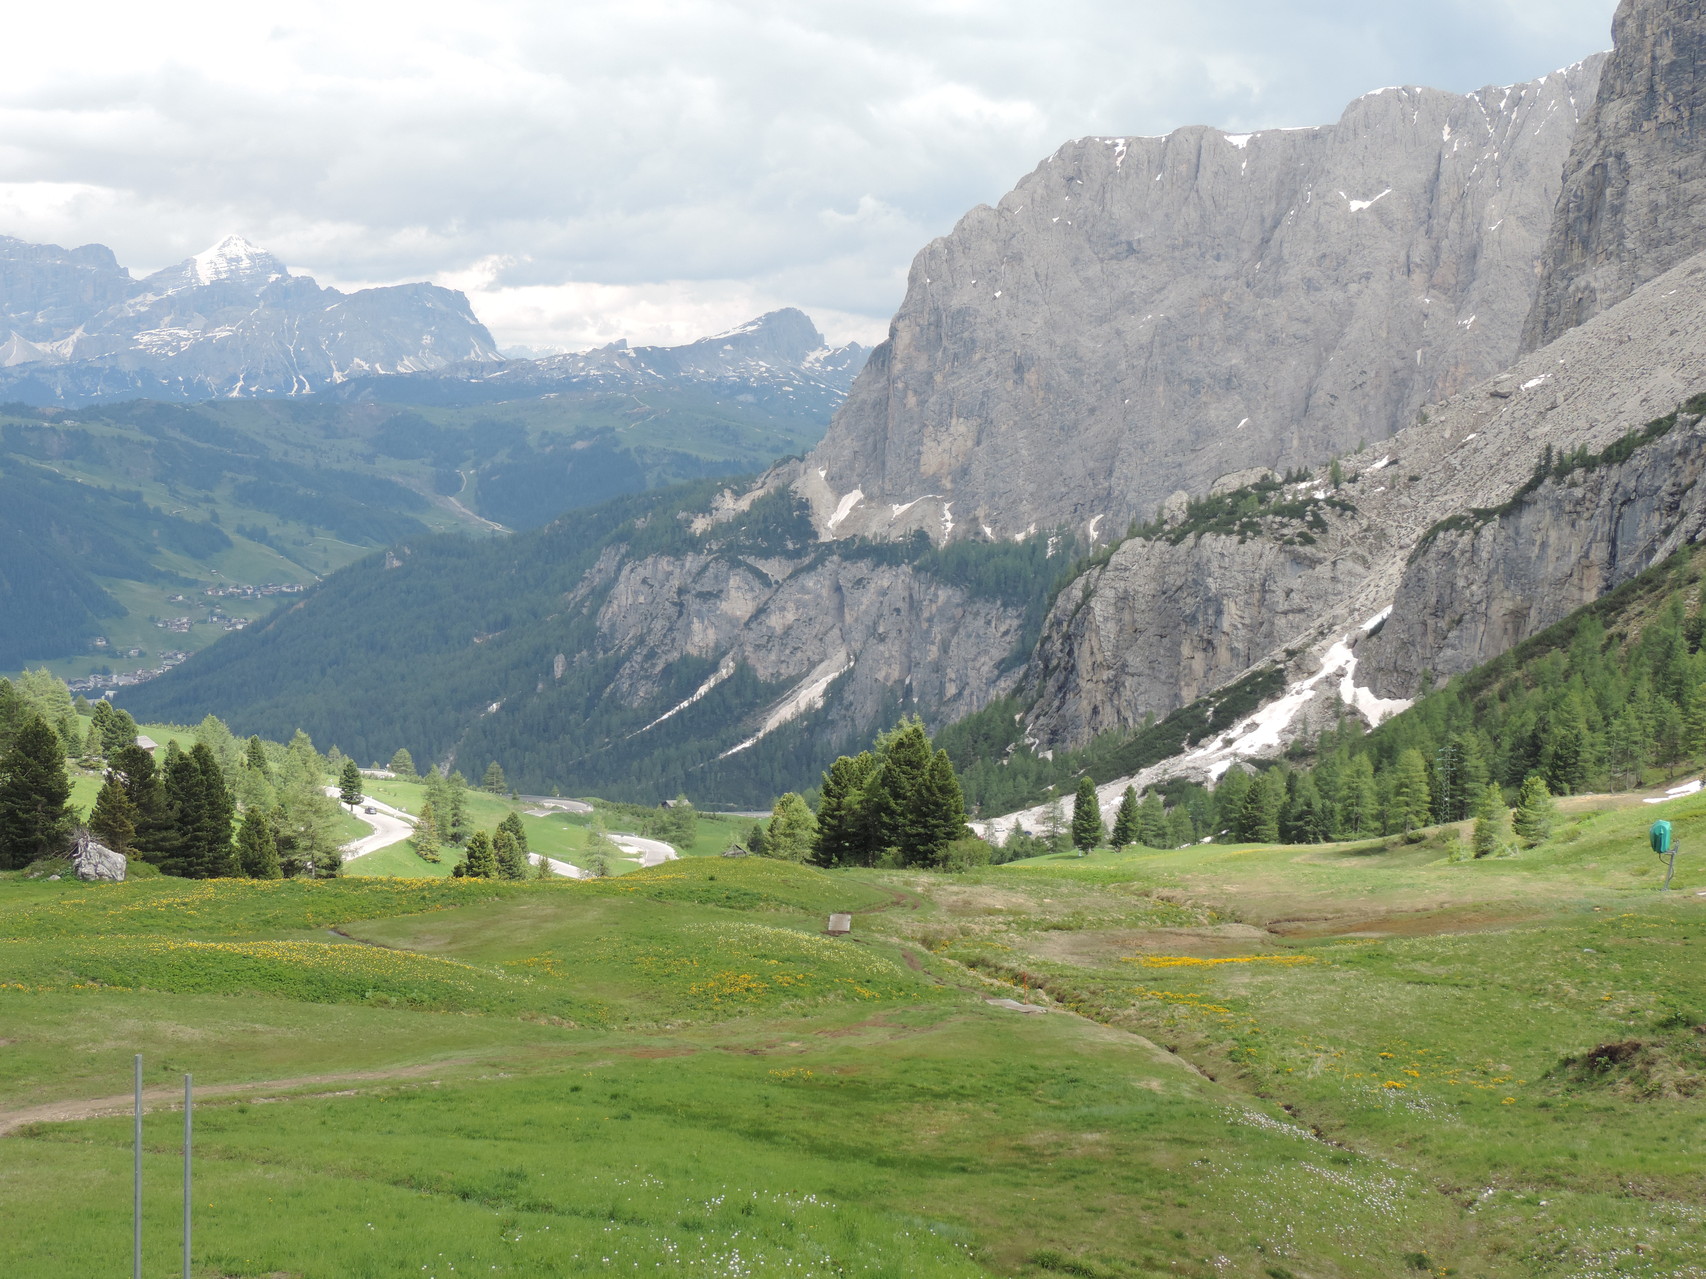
[813, 751, 881, 867]
[110, 744, 173, 866]
[339, 758, 364, 809]
[498, 812, 529, 856]
[1070, 776, 1103, 853]
[1234, 774, 1280, 843]
[236, 809, 282, 879]
[870, 719, 936, 865]
[482, 761, 507, 794]
[0, 716, 76, 869]
[917, 749, 968, 865]
[493, 826, 528, 879]
[1136, 790, 1168, 848]
[244, 735, 271, 778]
[458, 830, 498, 878]
[88, 774, 137, 853]
[389, 748, 417, 780]
[1109, 785, 1140, 849]
[190, 743, 237, 878]
[1213, 769, 1252, 839]
[445, 772, 471, 844]
[88, 699, 116, 756]
[161, 750, 205, 878]
[1280, 772, 1329, 844]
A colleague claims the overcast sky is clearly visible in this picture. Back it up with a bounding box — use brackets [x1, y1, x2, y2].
[0, 0, 1618, 352]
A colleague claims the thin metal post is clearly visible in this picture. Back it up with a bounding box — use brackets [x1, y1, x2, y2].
[183, 1073, 192, 1279]
[1664, 844, 1679, 891]
[134, 1054, 142, 1279]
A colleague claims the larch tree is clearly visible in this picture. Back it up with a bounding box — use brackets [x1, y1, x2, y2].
[1389, 749, 1433, 835]
[389, 748, 418, 780]
[764, 793, 819, 863]
[482, 761, 507, 794]
[1511, 773, 1557, 847]
[1136, 790, 1168, 848]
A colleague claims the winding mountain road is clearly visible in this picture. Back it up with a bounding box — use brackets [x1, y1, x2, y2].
[608, 834, 679, 867]
[323, 789, 416, 859]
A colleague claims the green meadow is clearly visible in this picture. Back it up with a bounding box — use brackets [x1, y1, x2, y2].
[3, 787, 1704, 1277]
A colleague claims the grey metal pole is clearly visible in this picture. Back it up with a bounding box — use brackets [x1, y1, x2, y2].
[134, 1054, 143, 1279]
[183, 1073, 192, 1279]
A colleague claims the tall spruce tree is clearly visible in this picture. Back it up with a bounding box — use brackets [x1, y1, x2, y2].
[459, 830, 498, 878]
[1110, 786, 1140, 849]
[88, 775, 137, 853]
[190, 742, 237, 878]
[110, 744, 172, 865]
[236, 809, 283, 879]
[339, 758, 364, 809]
[1470, 784, 1506, 859]
[1234, 773, 1281, 843]
[389, 748, 418, 780]
[482, 761, 507, 794]
[814, 751, 881, 866]
[870, 719, 936, 864]
[0, 716, 75, 868]
[493, 826, 528, 880]
[1070, 776, 1103, 853]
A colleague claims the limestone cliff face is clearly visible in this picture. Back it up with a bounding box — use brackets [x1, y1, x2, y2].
[594, 550, 1027, 751]
[805, 59, 1602, 544]
[1024, 248, 1706, 756]
[1524, 0, 1706, 348]
[1359, 413, 1706, 698]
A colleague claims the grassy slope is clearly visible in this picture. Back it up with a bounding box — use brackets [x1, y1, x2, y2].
[3, 797, 1704, 1277]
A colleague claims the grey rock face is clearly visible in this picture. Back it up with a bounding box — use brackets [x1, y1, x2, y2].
[1025, 247, 1706, 755]
[806, 59, 1602, 544]
[71, 830, 126, 882]
[1524, 0, 1706, 348]
[597, 547, 1027, 749]
[0, 234, 500, 405]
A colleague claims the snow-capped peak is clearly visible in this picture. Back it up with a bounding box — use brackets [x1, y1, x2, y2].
[191, 235, 286, 286]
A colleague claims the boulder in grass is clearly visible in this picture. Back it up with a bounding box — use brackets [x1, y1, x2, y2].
[71, 831, 126, 882]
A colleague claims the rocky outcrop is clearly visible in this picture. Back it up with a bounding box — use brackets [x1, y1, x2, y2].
[599, 550, 1028, 751]
[0, 234, 499, 405]
[1524, 0, 1706, 349]
[1025, 247, 1706, 755]
[804, 59, 1602, 544]
[71, 831, 126, 882]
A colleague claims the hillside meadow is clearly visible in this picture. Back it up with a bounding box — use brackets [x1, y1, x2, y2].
[2, 789, 1703, 1278]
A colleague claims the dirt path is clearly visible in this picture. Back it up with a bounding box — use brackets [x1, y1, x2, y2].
[0, 1063, 456, 1137]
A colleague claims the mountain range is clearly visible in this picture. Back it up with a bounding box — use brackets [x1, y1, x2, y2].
[0, 235, 500, 403]
[124, 0, 1706, 813]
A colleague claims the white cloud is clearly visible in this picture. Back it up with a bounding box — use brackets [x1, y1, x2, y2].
[0, 0, 1618, 351]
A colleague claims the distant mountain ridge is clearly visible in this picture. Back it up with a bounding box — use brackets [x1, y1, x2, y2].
[0, 234, 500, 405]
[329, 308, 869, 416]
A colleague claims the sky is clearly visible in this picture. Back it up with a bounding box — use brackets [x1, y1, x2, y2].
[0, 0, 1619, 353]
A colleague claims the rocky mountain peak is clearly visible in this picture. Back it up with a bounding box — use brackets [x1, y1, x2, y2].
[800, 57, 1603, 546]
[1523, 0, 1706, 348]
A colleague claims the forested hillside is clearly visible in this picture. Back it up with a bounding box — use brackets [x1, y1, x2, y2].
[122, 480, 1085, 806]
[1, 378, 837, 680]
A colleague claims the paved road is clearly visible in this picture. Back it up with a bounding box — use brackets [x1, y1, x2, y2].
[528, 852, 587, 879]
[323, 789, 416, 859]
[518, 796, 594, 815]
[608, 834, 679, 867]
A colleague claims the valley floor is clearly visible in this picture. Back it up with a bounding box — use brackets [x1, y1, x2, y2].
[3, 790, 1703, 1278]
